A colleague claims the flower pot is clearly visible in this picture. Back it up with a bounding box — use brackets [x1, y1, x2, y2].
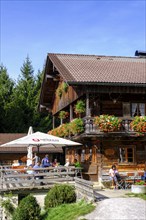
[131, 184, 146, 194]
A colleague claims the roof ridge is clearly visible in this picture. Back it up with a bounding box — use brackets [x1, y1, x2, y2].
[47, 52, 143, 59]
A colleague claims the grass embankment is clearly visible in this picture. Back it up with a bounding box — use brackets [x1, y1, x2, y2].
[41, 200, 95, 220]
[126, 193, 146, 200]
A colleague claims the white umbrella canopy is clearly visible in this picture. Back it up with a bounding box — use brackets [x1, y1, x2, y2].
[1, 131, 82, 148]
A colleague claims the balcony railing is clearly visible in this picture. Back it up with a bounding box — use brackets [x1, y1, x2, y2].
[84, 117, 133, 134]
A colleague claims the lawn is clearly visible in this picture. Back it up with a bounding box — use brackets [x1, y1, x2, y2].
[126, 193, 146, 200]
[41, 200, 95, 220]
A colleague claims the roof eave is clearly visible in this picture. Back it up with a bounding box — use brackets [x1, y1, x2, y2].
[67, 81, 146, 87]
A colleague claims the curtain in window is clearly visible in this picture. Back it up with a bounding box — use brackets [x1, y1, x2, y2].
[139, 103, 145, 116]
[132, 103, 137, 116]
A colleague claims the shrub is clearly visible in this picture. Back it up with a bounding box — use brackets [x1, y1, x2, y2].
[44, 184, 76, 209]
[12, 194, 41, 220]
[1, 199, 15, 217]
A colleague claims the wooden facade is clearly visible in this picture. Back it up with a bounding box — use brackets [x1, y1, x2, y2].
[39, 53, 146, 183]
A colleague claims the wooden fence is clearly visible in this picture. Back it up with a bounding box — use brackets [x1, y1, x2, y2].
[0, 166, 82, 191]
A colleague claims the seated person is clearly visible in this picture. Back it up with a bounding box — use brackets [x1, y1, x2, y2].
[32, 153, 40, 165]
[64, 158, 70, 167]
[109, 164, 120, 189]
[29, 160, 35, 168]
[12, 160, 20, 167]
[52, 159, 59, 167]
[73, 159, 82, 168]
[141, 169, 146, 181]
[33, 161, 43, 179]
[26, 165, 34, 175]
[33, 161, 41, 171]
[41, 154, 51, 168]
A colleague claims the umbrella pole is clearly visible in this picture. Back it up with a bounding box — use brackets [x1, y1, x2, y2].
[37, 145, 40, 154]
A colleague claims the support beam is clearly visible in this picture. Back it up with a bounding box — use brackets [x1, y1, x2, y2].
[86, 91, 90, 117]
[70, 104, 73, 121]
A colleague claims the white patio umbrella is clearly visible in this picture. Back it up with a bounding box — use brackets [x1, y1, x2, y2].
[0, 131, 82, 154]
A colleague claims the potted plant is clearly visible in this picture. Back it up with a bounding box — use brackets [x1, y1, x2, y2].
[70, 118, 84, 135]
[131, 180, 146, 194]
[94, 115, 122, 132]
[74, 100, 85, 117]
[62, 82, 69, 93]
[56, 86, 63, 99]
[130, 116, 146, 133]
[59, 111, 69, 124]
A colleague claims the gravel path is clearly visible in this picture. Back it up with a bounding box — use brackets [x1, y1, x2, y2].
[79, 197, 146, 220]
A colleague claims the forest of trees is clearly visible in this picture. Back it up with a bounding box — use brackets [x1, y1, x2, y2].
[0, 56, 52, 133]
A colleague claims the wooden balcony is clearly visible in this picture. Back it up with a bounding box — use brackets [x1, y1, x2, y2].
[83, 117, 134, 136]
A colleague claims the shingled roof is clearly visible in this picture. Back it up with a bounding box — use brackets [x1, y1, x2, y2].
[48, 53, 146, 84]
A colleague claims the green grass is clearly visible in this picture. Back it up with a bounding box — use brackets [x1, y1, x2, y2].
[126, 193, 146, 200]
[41, 200, 95, 220]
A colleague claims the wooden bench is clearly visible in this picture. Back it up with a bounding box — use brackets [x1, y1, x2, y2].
[82, 164, 98, 181]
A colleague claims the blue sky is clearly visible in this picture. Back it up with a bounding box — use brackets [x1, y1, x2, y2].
[1, 0, 146, 81]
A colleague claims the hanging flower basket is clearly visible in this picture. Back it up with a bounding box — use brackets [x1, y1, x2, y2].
[94, 115, 122, 132]
[74, 100, 85, 117]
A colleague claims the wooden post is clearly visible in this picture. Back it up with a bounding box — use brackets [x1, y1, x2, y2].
[70, 104, 73, 121]
[86, 91, 90, 117]
[53, 116, 55, 129]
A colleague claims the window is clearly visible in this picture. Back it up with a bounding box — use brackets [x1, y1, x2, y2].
[119, 146, 135, 163]
[131, 103, 145, 117]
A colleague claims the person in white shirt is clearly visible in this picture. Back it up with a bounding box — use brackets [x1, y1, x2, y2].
[109, 164, 119, 189]
[64, 158, 70, 167]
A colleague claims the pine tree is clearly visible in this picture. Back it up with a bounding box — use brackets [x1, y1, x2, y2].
[0, 65, 14, 132]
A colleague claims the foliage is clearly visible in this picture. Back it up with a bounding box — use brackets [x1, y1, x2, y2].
[74, 100, 85, 116]
[49, 123, 70, 137]
[130, 116, 146, 133]
[48, 118, 84, 137]
[56, 86, 63, 98]
[0, 192, 15, 217]
[70, 118, 84, 135]
[62, 82, 69, 93]
[56, 82, 69, 99]
[42, 200, 95, 220]
[94, 114, 122, 132]
[135, 180, 146, 185]
[0, 59, 52, 133]
[0, 65, 14, 132]
[59, 111, 69, 119]
[126, 192, 146, 200]
[44, 184, 76, 209]
[12, 194, 41, 220]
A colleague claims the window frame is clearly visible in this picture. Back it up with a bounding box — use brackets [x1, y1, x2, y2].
[119, 145, 135, 164]
[131, 103, 146, 117]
